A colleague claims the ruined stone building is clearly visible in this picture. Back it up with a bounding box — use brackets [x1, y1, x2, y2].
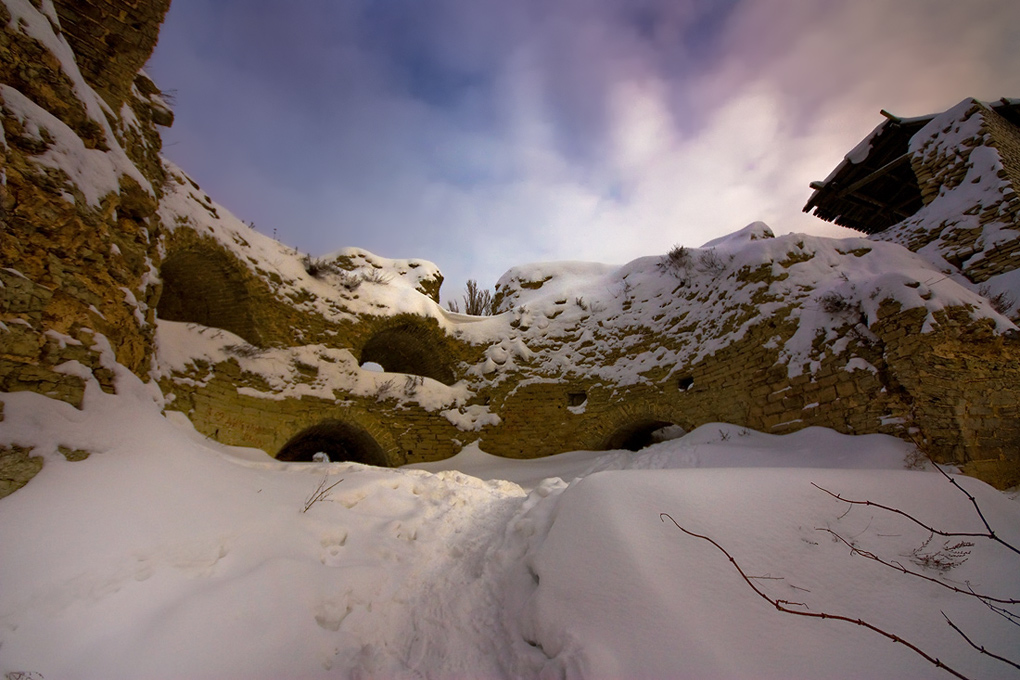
[2, 0, 1019, 497]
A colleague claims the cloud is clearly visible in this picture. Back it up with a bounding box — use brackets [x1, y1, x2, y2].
[148, 0, 1020, 301]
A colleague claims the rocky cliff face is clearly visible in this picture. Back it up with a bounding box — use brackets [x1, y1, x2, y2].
[1, 0, 171, 407]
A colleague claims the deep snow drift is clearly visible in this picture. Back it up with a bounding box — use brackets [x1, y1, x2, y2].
[1, 366, 1018, 679]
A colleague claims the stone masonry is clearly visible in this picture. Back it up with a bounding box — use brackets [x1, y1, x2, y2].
[2, 0, 1020, 496]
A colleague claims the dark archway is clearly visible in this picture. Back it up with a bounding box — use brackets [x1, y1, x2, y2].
[276, 419, 389, 466]
[360, 323, 454, 385]
[157, 248, 261, 345]
[601, 419, 675, 451]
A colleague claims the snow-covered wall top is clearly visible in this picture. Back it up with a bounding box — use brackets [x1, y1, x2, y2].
[873, 98, 1020, 320]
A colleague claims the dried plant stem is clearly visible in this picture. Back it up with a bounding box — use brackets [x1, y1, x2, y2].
[302, 476, 344, 513]
[659, 513, 972, 680]
[812, 483, 1020, 557]
[816, 528, 1017, 606]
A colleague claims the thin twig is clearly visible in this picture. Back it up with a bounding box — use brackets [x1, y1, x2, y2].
[968, 584, 1020, 628]
[817, 528, 1018, 605]
[812, 483, 1019, 556]
[302, 476, 344, 513]
[660, 513, 972, 680]
[943, 612, 1020, 671]
[905, 439, 1020, 558]
[927, 462, 1019, 556]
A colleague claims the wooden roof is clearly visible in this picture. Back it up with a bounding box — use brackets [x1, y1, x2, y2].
[803, 98, 1020, 235]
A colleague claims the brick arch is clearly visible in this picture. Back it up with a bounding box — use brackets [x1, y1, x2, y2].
[582, 402, 693, 452]
[359, 316, 456, 385]
[276, 419, 391, 466]
[601, 418, 678, 451]
[157, 246, 262, 346]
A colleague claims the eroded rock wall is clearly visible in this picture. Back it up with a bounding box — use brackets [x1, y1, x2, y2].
[1, 0, 170, 405]
[156, 229, 1020, 488]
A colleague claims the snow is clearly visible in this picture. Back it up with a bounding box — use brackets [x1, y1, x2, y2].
[871, 99, 1020, 319]
[157, 160, 451, 329]
[1, 1, 153, 205]
[0, 85, 144, 208]
[154, 124, 1016, 398]
[3, 5, 1018, 672]
[1, 369, 1018, 679]
[441, 404, 502, 431]
[3, 0, 108, 130]
[154, 320, 473, 413]
[466, 227, 1015, 387]
[700, 219, 775, 248]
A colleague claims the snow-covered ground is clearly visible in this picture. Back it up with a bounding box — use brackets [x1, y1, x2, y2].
[1, 366, 1018, 679]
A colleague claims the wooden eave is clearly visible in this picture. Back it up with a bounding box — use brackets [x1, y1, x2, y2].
[804, 98, 1020, 235]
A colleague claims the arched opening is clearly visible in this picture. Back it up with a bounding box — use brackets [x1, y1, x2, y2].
[601, 419, 680, 451]
[360, 323, 454, 385]
[157, 248, 261, 346]
[276, 419, 389, 466]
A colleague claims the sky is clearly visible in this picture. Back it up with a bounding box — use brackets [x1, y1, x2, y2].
[146, 0, 1020, 302]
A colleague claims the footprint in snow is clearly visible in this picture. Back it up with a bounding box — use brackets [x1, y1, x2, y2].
[320, 531, 348, 567]
[314, 597, 352, 631]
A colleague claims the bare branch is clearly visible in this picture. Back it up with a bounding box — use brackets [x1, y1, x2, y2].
[943, 612, 1020, 671]
[967, 584, 1020, 629]
[926, 460, 1019, 556]
[660, 513, 973, 680]
[812, 483, 1019, 557]
[904, 438, 1020, 558]
[817, 527, 1018, 605]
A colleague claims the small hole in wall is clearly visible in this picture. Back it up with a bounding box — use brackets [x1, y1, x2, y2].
[678, 376, 694, 391]
[568, 392, 587, 406]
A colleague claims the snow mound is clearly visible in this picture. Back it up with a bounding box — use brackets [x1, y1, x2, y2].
[701, 220, 775, 249]
[1, 371, 1017, 678]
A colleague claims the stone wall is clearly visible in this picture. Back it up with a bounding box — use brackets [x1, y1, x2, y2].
[4, 0, 1020, 496]
[1, 0, 169, 406]
[158, 269, 1020, 488]
[893, 100, 1020, 285]
[52, 0, 171, 110]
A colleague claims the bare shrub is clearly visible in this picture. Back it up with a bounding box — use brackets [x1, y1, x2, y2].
[978, 284, 1017, 316]
[303, 255, 340, 279]
[361, 269, 392, 285]
[464, 279, 493, 315]
[819, 291, 855, 315]
[696, 249, 727, 275]
[374, 379, 394, 401]
[658, 244, 692, 278]
[447, 279, 493, 315]
[224, 343, 263, 358]
[909, 534, 973, 572]
[336, 270, 362, 291]
[403, 374, 424, 396]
